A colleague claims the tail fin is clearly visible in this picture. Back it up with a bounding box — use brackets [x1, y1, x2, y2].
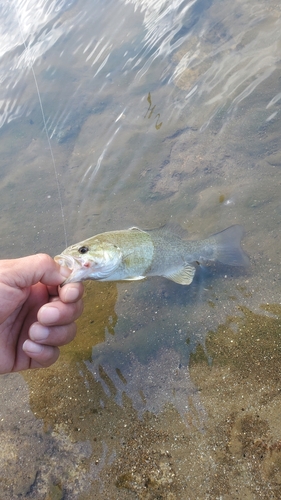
[210, 225, 249, 267]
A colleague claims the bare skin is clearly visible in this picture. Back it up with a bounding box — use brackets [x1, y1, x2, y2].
[0, 253, 84, 374]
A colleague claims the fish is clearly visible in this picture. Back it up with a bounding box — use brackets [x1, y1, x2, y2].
[54, 224, 249, 287]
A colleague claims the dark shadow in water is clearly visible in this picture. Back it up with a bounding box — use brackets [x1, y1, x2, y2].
[82, 262, 248, 425]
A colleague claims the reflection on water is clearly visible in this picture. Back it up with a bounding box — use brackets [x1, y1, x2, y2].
[0, 0, 281, 497]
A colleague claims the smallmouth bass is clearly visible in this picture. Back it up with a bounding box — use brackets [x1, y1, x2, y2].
[54, 224, 249, 286]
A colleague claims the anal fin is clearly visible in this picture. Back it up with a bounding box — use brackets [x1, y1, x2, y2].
[122, 276, 146, 281]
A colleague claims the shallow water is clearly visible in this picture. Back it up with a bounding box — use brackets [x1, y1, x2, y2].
[1, 0, 281, 498]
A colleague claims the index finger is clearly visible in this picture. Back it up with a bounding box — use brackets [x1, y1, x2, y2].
[0, 254, 69, 288]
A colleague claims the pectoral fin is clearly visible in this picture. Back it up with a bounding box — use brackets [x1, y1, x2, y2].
[164, 264, 196, 285]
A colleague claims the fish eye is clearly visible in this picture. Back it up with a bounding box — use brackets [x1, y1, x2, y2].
[78, 246, 89, 254]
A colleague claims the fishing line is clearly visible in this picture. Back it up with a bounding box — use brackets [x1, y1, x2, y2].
[14, 3, 68, 248]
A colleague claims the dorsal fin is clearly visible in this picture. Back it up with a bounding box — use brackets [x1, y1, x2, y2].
[162, 222, 188, 239]
[128, 226, 146, 233]
[163, 264, 196, 285]
[145, 223, 188, 240]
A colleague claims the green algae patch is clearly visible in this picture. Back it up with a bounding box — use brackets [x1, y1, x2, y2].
[56, 281, 118, 364]
[189, 343, 209, 366]
[23, 281, 118, 434]
[191, 305, 281, 380]
[189, 304, 281, 499]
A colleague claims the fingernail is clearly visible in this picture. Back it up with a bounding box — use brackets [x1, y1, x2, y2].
[23, 339, 43, 354]
[63, 285, 80, 302]
[39, 306, 60, 324]
[30, 324, 50, 341]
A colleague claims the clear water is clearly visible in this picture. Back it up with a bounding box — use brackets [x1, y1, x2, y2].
[1, 0, 281, 498]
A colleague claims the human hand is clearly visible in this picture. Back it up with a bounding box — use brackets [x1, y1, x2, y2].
[0, 254, 84, 374]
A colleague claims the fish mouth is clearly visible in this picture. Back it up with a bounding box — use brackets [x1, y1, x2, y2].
[54, 254, 80, 270]
[54, 254, 85, 286]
